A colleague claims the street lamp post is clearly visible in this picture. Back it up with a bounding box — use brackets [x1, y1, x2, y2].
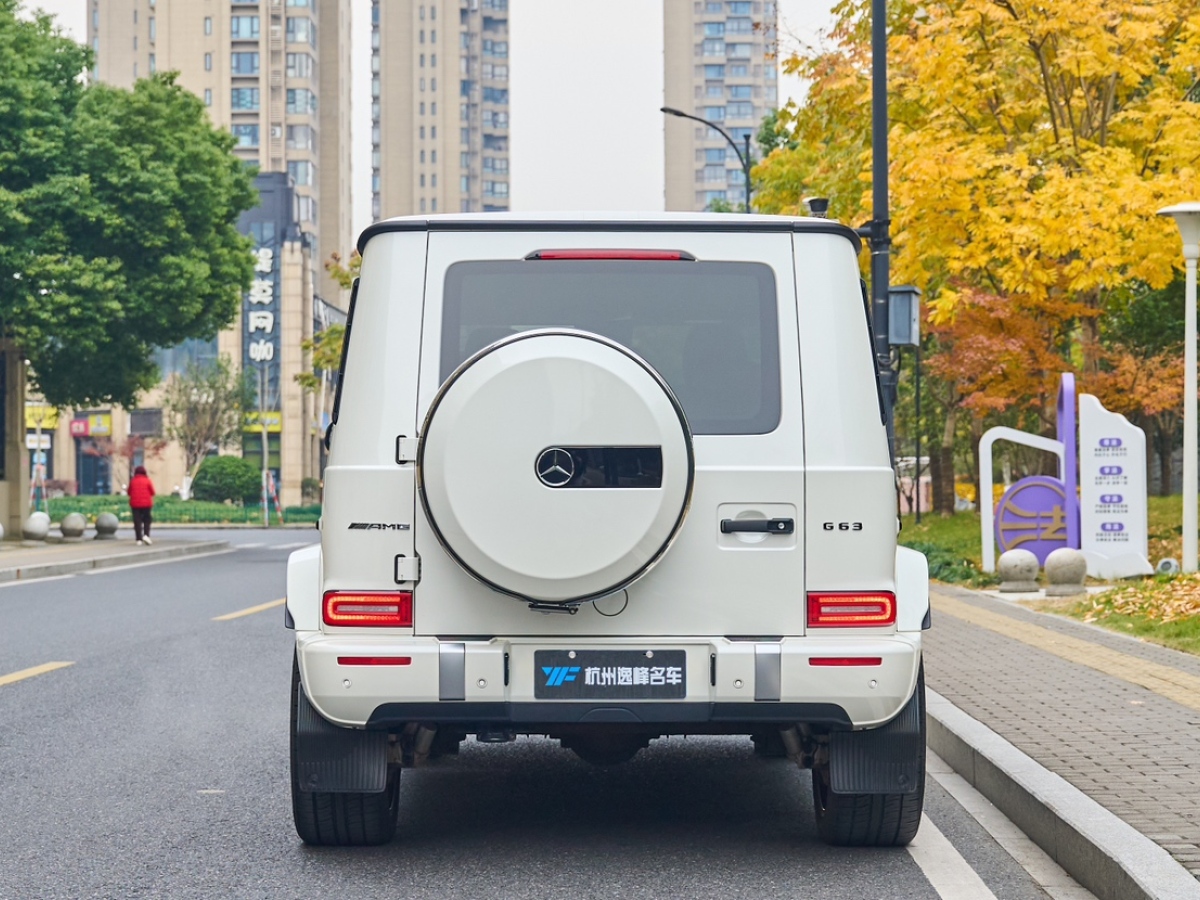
[1158, 202, 1200, 572]
[661, 106, 752, 212]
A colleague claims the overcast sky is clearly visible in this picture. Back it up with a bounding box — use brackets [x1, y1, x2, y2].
[29, 0, 837, 236]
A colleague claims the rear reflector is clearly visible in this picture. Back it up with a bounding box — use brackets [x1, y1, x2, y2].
[809, 657, 884, 667]
[337, 656, 413, 666]
[807, 592, 896, 627]
[323, 591, 413, 627]
[524, 249, 696, 261]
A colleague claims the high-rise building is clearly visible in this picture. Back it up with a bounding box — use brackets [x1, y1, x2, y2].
[86, 0, 353, 301]
[663, 0, 778, 212]
[372, 0, 510, 220]
[82, 0, 350, 505]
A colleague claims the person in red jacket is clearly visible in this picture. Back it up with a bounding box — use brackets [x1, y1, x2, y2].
[128, 465, 156, 545]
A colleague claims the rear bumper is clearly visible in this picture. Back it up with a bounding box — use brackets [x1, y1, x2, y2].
[296, 632, 921, 731]
[365, 700, 854, 730]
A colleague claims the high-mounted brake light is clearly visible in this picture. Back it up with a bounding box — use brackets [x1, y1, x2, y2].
[337, 656, 413, 666]
[323, 591, 413, 627]
[524, 249, 696, 261]
[807, 592, 896, 627]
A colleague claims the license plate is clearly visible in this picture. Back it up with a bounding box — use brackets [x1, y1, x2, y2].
[534, 650, 686, 700]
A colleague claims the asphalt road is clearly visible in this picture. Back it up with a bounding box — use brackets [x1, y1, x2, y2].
[0, 530, 1066, 899]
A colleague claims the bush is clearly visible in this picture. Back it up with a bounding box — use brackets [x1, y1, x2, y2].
[192, 456, 262, 504]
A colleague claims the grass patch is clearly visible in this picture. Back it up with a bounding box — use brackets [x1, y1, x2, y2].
[1051, 575, 1200, 656]
[43, 495, 319, 525]
[899, 512, 998, 587]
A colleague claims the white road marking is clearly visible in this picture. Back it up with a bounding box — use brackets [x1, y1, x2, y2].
[907, 813, 999, 900]
[927, 752, 1096, 900]
[80, 548, 235, 576]
[0, 573, 77, 588]
[238, 543, 265, 550]
[196, 790, 225, 795]
[276, 541, 316, 551]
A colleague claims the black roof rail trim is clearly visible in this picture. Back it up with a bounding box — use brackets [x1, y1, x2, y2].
[357, 218, 862, 254]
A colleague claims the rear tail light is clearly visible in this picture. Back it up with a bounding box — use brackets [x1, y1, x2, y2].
[337, 656, 413, 666]
[809, 657, 883, 666]
[807, 592, 896, 627]
[524, 249, 696, 261]
[323, 591, 413, 627]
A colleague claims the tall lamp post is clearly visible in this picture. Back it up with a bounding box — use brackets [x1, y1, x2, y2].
[661, 106, 752, 212]
[1158, 202, 1200, 572]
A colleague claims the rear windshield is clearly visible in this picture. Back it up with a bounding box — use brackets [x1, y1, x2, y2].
[440, 259, 780, 435]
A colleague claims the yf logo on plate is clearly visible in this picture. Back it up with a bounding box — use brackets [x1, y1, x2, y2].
[541, 666, 581, 687]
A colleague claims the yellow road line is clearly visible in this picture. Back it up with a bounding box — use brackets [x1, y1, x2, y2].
[213, 598, 286, 622]
[932, 590, 1200, 713]
[0, 661, 74, 688]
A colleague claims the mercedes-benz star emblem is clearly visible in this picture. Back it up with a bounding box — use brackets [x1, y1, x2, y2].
[536, 448, 575, 488]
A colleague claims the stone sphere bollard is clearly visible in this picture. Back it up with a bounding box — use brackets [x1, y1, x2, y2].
[94, 512, 120, 540]
[1044, 547, 1088, 597]
[1157, 558, 1181, 576]
[59, 512, 87, 540]
[997, 548, 1040, 592]
[22, 511, 51, 542]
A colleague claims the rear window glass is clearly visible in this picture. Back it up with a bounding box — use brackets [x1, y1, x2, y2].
[441, 259, 780, 435]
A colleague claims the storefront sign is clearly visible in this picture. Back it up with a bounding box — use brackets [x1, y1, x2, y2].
[25, 404, 58, 430]
[69, 413, 112, 437]
[1079, 393, 1152, 578]
[243, 410, 283, 433]
[244, 241, 281, 421]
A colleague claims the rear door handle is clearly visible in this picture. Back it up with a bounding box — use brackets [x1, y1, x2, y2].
[720, 518, 794, 535]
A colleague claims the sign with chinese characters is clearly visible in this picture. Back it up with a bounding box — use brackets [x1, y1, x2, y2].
[533, 649, 687, 699]
[1078, 393, 1152, 578]
[994, 476, 1069, 564]
[243, 410, 283, 434]
[69, 413, 112, 438]
[244, 242, 281, 417]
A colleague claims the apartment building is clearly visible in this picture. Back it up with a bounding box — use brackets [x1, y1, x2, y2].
[68, 1, 353, 506]
[663, 0, 778, 211]
[372, 0, 510, 220]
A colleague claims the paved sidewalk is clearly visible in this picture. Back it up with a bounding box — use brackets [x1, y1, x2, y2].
[0, 535, 230, 582]
[926, 583, 1200, 885]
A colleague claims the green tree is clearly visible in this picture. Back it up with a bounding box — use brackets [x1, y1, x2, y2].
[191, 455, 261, 504]
[162, 356, 255, 493]
[0, 3, 256, 407]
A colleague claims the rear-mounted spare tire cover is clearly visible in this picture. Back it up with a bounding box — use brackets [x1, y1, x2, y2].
[418, 329, 694, 604]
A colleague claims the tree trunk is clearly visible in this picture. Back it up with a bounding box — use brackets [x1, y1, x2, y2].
[935, 405, 958, 516]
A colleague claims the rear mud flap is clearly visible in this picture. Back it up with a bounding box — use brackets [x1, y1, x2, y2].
[828, 684, 924, 795]
[294, 688, 388, 793]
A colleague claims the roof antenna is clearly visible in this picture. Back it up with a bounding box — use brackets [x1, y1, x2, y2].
[805, 197, 830, 218]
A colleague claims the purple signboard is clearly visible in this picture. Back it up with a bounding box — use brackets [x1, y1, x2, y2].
[994, 475, 1070, 564]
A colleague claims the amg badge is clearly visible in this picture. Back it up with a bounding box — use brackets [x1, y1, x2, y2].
[348, 522, 411, 531]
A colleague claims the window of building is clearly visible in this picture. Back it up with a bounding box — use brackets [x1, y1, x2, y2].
[288, 161, 314, 186]
[432, 126, 437, 138]
[482, 87, 507, 103]
[232, 16, 259, 39]
[730, 63, 749, 76]
[148, 53, 156, 73]
[460, 127, 469, 144]
[232, 52, 260, 75]
[706, 83, 723, 97]
[286, 52, 314, 78]
[204, 88, 212, 106]
[286, 88, 317, 114]
[286, 0, 311, 5]
[204, 52, 213, 71]
[419, 4, 425, 19]
[727, 101, 754, 119]
[286, 16, 315, 46]
[432, 174, 438, 187]
[432, 149, 437, 162]
[231, 87, 260, 110]
[420, 174, 426, 187]
[431, 77, 437, 91]
[704, 22, 724, 36]
[419, 29, 425, 43]
[420, 77, 426, 91]
[701, 38, 724, 56]
[431, 53, 437, 65]
[728, 84, 753, 99]
[726, 42, 752, 58]
[460, 175, 469, 190]
[431, 5, 437, 18]
[133, 35, 137, 50]
[286, 124, 315, 150]
[702, 105, 726, 120]
[231, 124, 259, 147]
[420, 198, 426, 212]
[420, 126, 426, 139]
[296, 195, 316, 222]
[727, 1, 752, 12]
[704, 64, 725, 78]
[419, 102, 425, 115]
[431, 29, 436, 42]
[148, 17, 155, 41]
[431, 198, 438, 212]
[204, 16, 212, 34]
[130, 409, 164, 437]
[431, 101, 437, 114]
[705, 148, 727, 163]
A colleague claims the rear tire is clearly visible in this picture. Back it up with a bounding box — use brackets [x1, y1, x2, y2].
[811, 664, 925, 847]
[290, 655, 400, 846]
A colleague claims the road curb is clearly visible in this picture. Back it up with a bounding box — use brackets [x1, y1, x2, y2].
[0, 541, 232, 583]
[927, 688, 1200, 900]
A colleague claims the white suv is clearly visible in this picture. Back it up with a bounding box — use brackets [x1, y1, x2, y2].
[286, 213, 930, 847]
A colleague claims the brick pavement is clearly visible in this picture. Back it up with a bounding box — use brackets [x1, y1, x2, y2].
[925, 584, 1200, 881]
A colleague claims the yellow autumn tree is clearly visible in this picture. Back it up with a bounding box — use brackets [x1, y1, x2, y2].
[759, 0, 1200, 359]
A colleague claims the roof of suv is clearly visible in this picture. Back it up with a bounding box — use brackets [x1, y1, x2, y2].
[356, 212, 862, 254]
